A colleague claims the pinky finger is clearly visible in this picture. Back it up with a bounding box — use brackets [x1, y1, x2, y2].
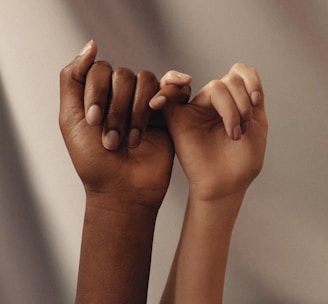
[149, 70, 192, 110]
[149, 84, 191, 110]
[160, 70, 192, 88]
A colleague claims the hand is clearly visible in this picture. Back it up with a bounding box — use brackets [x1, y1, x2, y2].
[157, 64, 268, 201]
[59, 41, 191, 209]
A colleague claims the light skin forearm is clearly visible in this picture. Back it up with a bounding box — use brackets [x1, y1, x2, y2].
[75, 194, 159, 304]
[161, 191, 245, 304]
[159, 63, 267, 304]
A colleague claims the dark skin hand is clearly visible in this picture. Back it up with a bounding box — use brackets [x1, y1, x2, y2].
[60, 40, 191, 209]
[59, 40, 191, 304]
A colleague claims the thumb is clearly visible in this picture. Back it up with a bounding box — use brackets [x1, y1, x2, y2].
[59, 40, 97, 132]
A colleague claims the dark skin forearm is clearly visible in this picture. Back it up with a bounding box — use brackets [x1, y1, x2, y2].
[75, 194, 159, 304]
[59, 41, 192, 304]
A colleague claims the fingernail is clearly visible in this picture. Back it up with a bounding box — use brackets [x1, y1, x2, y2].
[79, 40, 92, 56]
[103, 130, 120, 150]
[251, 91, 261, 106]
[149, 96, 167, 110]
[128, 128, 141, 148]
[233, 125, 242, 140]
[241, 121, 250, 134]
[86, 104, 102, 125]
[165, 71, 192, 86]
[176, 72, 192, 83]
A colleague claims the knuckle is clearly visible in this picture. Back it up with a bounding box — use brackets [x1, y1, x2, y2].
[207, 79, 226, 92]
[137, 70, 157, 83]
[230, 62, 247, 73]
[60, 62, 85, 85]
[222, 73, 243, 87]
[137, 70, 158, 92]
[91, 60, 113, 72]
[94, 60, 112, 69]
[60, 64, 72, 81]
[113, 67, 135, 80]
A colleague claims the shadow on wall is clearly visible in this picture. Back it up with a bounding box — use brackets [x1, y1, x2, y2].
[0, 76, 68, 304]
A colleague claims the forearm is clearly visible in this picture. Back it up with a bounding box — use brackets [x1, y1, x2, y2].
[161, 192, 245, 304]
[76, 194, 158, 304]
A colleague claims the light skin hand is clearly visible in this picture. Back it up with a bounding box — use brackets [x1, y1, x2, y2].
[159, 64, 268, 201]
[159, 66, 268, 304]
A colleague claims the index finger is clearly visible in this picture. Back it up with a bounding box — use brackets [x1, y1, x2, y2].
[59, 40, 97, 133]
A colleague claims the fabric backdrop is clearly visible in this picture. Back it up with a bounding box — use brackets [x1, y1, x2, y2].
[1, 1, 328, 303]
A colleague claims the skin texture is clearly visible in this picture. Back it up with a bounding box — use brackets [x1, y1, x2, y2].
[158, 64, 268, 303]
[59, 40, 191, 304]
[60, 40, 268, 304]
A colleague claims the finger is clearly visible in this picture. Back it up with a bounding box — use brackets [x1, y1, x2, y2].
[149, 70, 192, 110]
[221, 72, 253, 134]
[229, 63, 264, 107]
[59, 40, 97, 133]
[160, 70, 192, 88]
[84, 61, 113, 126]
[102, 67, 136, 151]
[128, 70, 158, 148]
[193, 80, 242, 140]
[149, 84, 191, 110]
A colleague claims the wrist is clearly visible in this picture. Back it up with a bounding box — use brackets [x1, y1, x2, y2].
[188, 177, 249, 203]
[85, 188, 163, 214]
[77, 191, 158, 304]
[187, 190, 246, 226]
[84, 191, 160, 233]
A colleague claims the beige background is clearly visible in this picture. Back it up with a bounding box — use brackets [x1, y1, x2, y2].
[1, 1, 328, 303]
